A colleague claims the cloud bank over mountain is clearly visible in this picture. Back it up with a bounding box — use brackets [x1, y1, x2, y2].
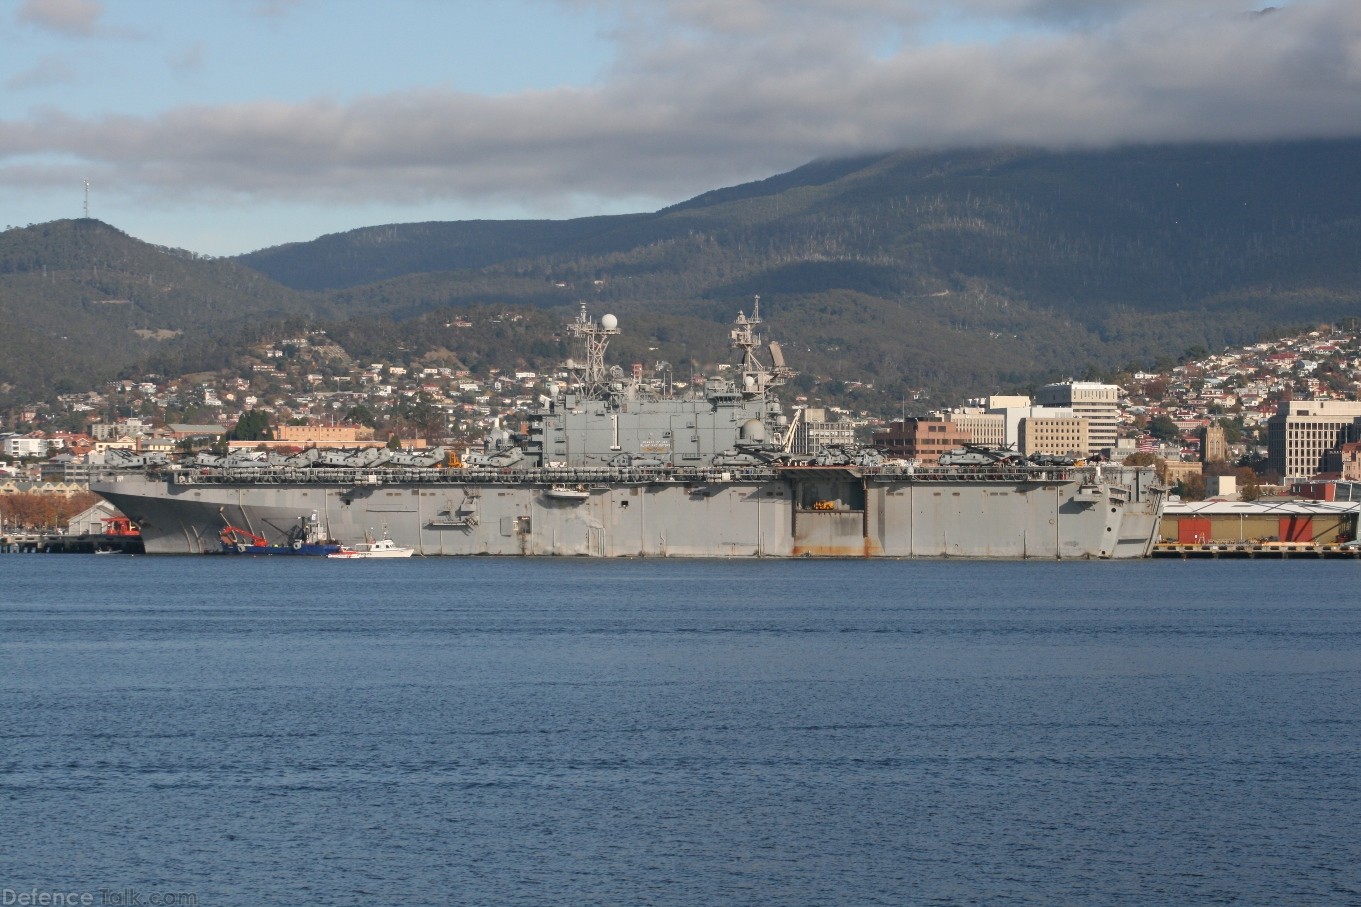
[3, 0, 1358, 252]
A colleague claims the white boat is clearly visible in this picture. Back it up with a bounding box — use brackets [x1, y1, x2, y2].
[327, 528, 415, 559]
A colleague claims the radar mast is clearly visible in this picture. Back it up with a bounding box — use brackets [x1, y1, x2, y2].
[730, 295, 795, 397]
[565, 303, 620, 399]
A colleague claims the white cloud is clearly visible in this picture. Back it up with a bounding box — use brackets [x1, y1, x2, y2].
[2, 0, 1359, 244]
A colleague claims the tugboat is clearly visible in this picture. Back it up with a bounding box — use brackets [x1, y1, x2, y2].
[219, 511, 342, 556]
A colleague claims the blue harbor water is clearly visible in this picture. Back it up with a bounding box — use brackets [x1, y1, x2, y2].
[2, 556, 1359, 906]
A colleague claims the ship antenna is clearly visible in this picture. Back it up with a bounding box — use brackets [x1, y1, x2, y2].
[565, 303, 620, 398]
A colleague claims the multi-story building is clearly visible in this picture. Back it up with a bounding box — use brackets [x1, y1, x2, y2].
[792, 408, 857, 455]
[89, 419, 150, 441]
[1266, 400, 1361, 479]
[988, 404, 1075, 449]
[274, 423, 374, 443]
[1161, 460, 1203, 487]
[1018, 417, 1090, 458]
[985, 395, 1032, 410]
[1034, 382, 1121, 455]
[870, 419, 973, 465]
[1325, 441, 1361, 480]
[1, 434, 56, 458]
[946, 410, 1006, 447]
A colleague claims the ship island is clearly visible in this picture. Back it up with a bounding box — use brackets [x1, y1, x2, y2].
[91, 302, 1166, 558]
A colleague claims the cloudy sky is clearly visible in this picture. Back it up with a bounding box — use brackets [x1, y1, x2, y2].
[2, 0, 1358, 255]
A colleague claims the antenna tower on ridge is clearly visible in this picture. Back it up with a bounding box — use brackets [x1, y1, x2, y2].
[83, 180, 90, 218]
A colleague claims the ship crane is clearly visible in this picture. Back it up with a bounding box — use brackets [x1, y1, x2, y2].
[219, 524, 268, 549]
[781, 406, 804, 452]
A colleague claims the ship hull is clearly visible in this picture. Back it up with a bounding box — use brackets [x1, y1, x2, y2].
[93, 466, 1163, 559]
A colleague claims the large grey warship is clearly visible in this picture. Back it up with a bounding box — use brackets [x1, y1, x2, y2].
[92, 303, 1166, 557]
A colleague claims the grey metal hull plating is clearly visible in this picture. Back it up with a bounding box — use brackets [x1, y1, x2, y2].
[94, 465, 1163, 558]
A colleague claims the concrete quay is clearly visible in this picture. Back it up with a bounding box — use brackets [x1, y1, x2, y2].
[1, 532, 145, 554]
[1152, 542, 1361, 559]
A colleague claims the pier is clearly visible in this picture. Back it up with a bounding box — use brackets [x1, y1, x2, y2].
[0, 532, 145, 554]
[1152, 542, 1361, 559]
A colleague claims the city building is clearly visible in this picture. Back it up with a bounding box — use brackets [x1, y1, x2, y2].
[988, 404, 1077, 449]
[870, 419, 973, 465]
[1161, 460, 1203, 487]
[67, 498, 123, 535]
[1265, 400, 1361, 479]
[89, 419, 151, 441]
[1018, 417, 1089, 458]
[164, 423, 228, 441]
[1325, 441, 1361, 480]
[274, 423, 374, 443]
[1034, 382, 1121, 454]
[1202, 423, 1228, 463]
[792, 408, 857, 455]
[1, 434, 57, 458]
[946, 410, 1006, 447]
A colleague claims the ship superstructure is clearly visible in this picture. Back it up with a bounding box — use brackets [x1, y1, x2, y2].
[92, 301, 1166, 558]
[493, 299, 796, 471]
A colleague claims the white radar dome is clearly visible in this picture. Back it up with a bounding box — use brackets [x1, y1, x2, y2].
[740, 419, 767, 442]
[601, 313, 618, 330]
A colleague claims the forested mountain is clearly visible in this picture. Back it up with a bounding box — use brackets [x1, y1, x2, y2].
[237, 215, 651, 292]
[3, 139, 1360, 409]
[240, 139, 1361, 406]
[0, 219, 323, 401]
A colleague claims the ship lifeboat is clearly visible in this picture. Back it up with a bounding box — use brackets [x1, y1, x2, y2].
[546, 484, 591, 501]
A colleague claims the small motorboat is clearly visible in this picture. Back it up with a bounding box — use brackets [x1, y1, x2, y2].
[327, 527, 415, 558]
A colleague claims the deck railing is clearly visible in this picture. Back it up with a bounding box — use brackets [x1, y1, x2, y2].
[91, 462, 1092, 488]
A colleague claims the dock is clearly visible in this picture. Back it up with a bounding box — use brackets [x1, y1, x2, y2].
[1152, 542, 1361, 559]
[1, 533, 145, 554]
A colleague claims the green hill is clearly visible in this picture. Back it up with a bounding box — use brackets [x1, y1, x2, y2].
[242, 139, 1361, 405]
[3, 139, 1360, 409]
[237, 216, 652, 293]
[0, 219, 322, 401]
